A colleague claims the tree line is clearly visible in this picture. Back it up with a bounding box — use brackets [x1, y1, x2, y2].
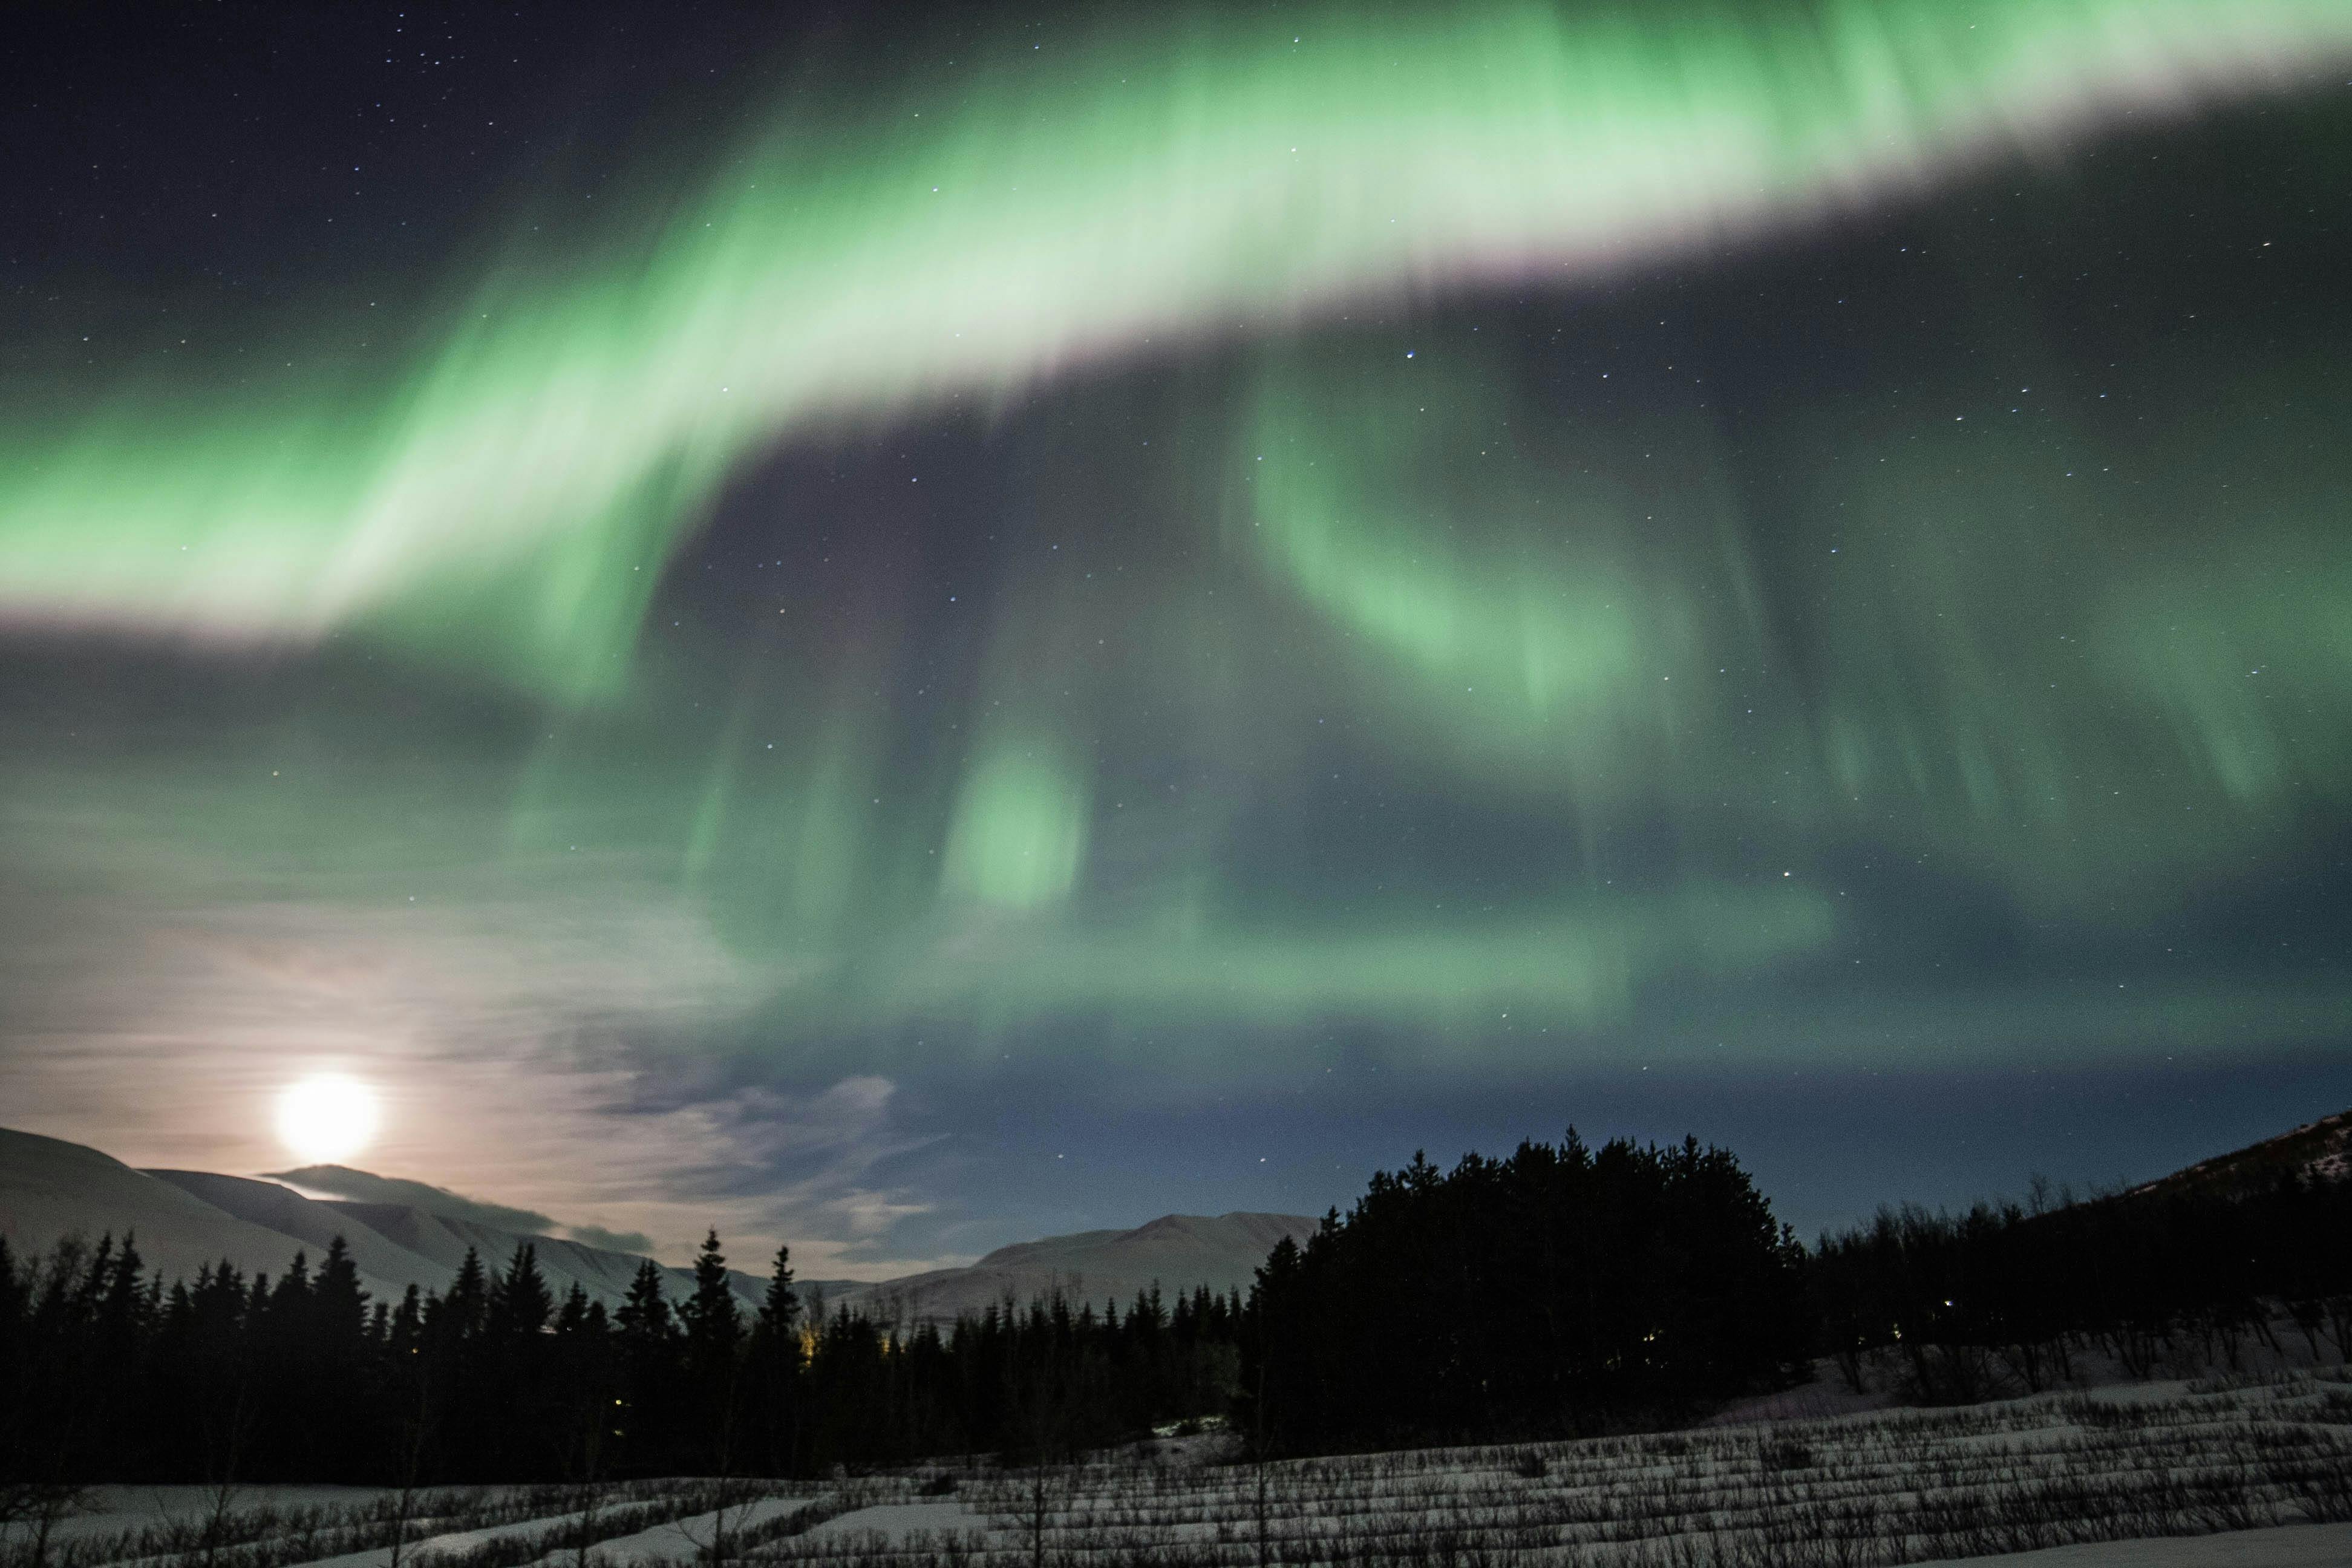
[4, 1126, 2347, 1483]
[1242, 1132, 1812, 1454]
[0, 1229, 1244, 1489]
[1809, 1166, 2352, 1403]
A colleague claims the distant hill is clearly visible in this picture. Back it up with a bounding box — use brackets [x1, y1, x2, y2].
[0, 1129, 413, 1301]
[0, 1127, 814, 1312]
[145, 1166, 776, 1313]
[142, 1169, 465, 1300]
[265, 1163, 561, 1235]
[0, 1126, 1311, 1325]
[820, 1210, 1317, 1325]
[2129, 1106, 2352, 1201]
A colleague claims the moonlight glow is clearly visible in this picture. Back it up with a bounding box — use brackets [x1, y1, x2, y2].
[274, 1076, 382, 1166]
[2, 0, 2349, 1263]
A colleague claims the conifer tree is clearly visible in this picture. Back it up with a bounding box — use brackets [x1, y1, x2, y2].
[488, 1243, 554, 1340]
[613, 1260, 679, 1471]
[313, 1237, 369, 1344]
[759, 1244, 799, 1341]
[547, 1284, 612, 1489]
[616, 1259, 675, 1345]
[302, 1236, 373, 1479]
[682, 1230, 742, 1370]
[389, 1285, 425, 1357]
[11, 1125, 2342, 1484]
[751, 1244, 802, 1475]
[680, 1231, 743, 1477]
[439, 1249, 489, 1342]
[426, 1249, 491, 1473]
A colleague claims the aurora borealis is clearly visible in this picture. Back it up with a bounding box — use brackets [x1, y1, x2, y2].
[4, 1, 2350, 1272]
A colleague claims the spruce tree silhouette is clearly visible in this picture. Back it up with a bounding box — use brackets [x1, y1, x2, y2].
[750, 1244, 802, 1476]
[489, 1244, 554, 1338]
[679, 1230, 745, 1520]
[4, 1146, 2344, 1483]
[615, 1259, 681, 1474]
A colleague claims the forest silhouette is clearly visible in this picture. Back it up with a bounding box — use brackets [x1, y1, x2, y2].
[4, 1130, 2347, 1486]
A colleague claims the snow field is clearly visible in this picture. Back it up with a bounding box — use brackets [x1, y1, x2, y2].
[750, 1370, 2352, 1567]
[540, 1496, 830, 1567]
[795, 1503, 999, 1548]
[1905, 1523, 2352, 1567]
[13, 1370, 2349, 1568]
[10, 1481, 826, 1568]
[299, 1508, 609, 1568]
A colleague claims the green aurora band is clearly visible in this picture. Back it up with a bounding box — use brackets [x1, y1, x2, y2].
[5, 0, 2352, 1077]
[1236, 342, 2352, 910]
[4, 0, 2348, 694]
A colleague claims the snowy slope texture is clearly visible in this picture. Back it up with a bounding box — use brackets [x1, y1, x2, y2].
[3, 1126, 1301, 1321]
[2132, 1107, 2352, 1199]
[0, 1128, 408, 1299]
[325, 1198, 769, 1312]
[0, 1128, 768, 1311]
[263, 1163, 562, 1233]
[142, 1169, 764, 1312]
[825, 1211, 1316, 1325]
[36, 1375, 2352, 1568]
[143, 1170, 459, 1298]
[266, 1163, 797, 1310]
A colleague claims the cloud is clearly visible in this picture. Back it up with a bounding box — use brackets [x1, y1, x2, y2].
[566, 1223, 657, 1254]
[263, 1164, 558, 1234]
[267, 1163, 671, 1259]
[0, 772, 785, 1252]
[0, 771, 962, 1272]
[541, 1075, 955, 1275]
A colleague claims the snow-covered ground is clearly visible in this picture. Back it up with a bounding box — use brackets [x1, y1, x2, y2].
[299, 1509, 598, 1568]
[1709, 1313, 2350, 1429]
[1909, 1525, 2352, 1567]
[797, 1501, 997, 1546]
[35, 1489, 407, 1547]
[536, 1496, 820, 1568]
[756, 1370, 2352, 1566]
[12, 1367, 2348, 1568]
[4, 1481, 823, 1568]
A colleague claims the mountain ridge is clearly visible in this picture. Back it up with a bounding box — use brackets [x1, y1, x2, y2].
[2126, 1106, 2352, 1200]
[1, 1126, 1312, 1324]
[0, 1129, 414, 1302]
[146, 1169, 777, 1313]
[818, 1209, 1318, 1325]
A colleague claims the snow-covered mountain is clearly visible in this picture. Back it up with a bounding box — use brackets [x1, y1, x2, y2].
[143, 1165, 776, 1313]
[0, 1126, 1312, 1324]
[0, 1129, 417, 1301]
[817, 1210, 1318, 1325]
[2128, 1106, 2352, 1199]
[2, 1127, 788, 1312]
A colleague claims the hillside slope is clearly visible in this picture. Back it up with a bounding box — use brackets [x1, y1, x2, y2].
[144, 1170, 454, 1296]
[148, 1170, 770, 1311]
[318, 1198, 769, 1311]
[2131, 1107, 2352, 1200]
[0, 1129, 408, 1299]
[826, 1210, 1316, 1324]
[5, 1126, 1303, 1322]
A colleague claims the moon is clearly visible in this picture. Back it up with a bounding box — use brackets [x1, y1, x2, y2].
[275, 1074, 381, 1164]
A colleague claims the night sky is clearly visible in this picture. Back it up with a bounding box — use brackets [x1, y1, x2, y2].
[5, 1, 2351, 1278]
